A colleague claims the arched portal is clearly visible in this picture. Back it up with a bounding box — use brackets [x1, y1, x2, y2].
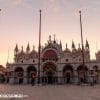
[27, 66, 37, 84]
[77, 65, 88, 83]
[63, 65, 73, 84]
[14, 67, 24, 84]
[43, 50, 58, 61]
[0, 74, 5, 83]
[42, 62, 57, 84]
[93, 66, 98, 72]
[93, 66, 98, 83]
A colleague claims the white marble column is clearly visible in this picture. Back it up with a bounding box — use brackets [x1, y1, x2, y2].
[57, 71, 63, 84]
[9, 71, 15, 84]
[9, 77, 14, 84]
[73, 70, 78, 84]
[23, 71, 27, 84]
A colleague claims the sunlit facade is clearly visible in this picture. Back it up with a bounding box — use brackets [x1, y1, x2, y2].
[6, 35, 100, 84]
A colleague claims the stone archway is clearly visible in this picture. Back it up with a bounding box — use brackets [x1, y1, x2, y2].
[0, 74, 5, 83]
[77, 65, 88, 83]
[27, 66, 37, 84]
[63, 65, 73, 84]
[42, 62, 57, 84]
[93, 66, 98, 72]
[14, 67, 24, 84]
[42, 50, 58, 61]
[93, 66, 99, 83]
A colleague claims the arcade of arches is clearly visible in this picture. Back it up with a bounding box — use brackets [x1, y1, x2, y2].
[14, 66, 37, 84]
[13, 64, 100, 84]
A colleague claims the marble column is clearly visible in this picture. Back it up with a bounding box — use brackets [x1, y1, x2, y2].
[57, 71, 63, 84]
[9, 71, 15, 84]
[73, 70, 78, 84]
[23, 71, 27, 84]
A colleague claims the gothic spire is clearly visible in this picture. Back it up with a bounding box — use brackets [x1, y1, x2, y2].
[49, 35, 52, 43]
[21, 46, 24, 53]
[66, 43, 67, 49]
[60, 40, 62, 48]
[72, 40, 75, 49]
[26, 42, 30, 53]
[14, 44, 19, 52]
[14, 44, 19, 56]
[85, 39, 89, 49]
[53, 34, 56, 43]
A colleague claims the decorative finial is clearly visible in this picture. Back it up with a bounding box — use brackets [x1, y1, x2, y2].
[21, 46, 24, 53]
[72, 40, 75, 49]
[26, 42, 30, 53]
[60, 40, 62, 48]
[85, 39, 89, 49]
[78, 43, 80, 48]
[66, 43, 67, 49]
[49, 35, 51, 43]
[14, 44, 18, 52]
[54, 34, 55, 40]
[54, 34, 56, 43]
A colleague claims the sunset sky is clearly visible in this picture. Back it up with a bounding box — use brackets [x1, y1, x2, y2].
[0, 0, 100, 66]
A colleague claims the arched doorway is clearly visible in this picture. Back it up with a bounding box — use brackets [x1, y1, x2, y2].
[43, 62, 57, 84]
[0, 74, 5, 83]
[63, 65, 73, 84]
[77, 65, 88, 83]
[93, 66, 98, 83]
[27, 66, 37, 84]
[14, 67, 24, 84]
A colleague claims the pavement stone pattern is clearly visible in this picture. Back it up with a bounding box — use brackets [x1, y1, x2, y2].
[0, 84, 100, 100]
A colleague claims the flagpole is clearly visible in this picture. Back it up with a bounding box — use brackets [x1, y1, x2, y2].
[79, 11, 85, 65]
[79, 10, 86, 83]
[38, 10, 42, 84]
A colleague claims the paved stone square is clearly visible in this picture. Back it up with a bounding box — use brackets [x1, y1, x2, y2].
[0, 84, 100, 100]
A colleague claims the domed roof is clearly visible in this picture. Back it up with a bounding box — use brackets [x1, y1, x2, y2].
[64, 43, 71, 53]
[64, 48, 71, 53]
[29, 50, 38, 58]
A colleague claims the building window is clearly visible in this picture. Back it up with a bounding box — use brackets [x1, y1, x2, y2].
[21, 60, 23, 63]
[33, 60, 35, 63]
[66, 59, 68, 62]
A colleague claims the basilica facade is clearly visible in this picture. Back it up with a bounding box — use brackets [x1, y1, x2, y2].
[6, 35, 100, 84]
